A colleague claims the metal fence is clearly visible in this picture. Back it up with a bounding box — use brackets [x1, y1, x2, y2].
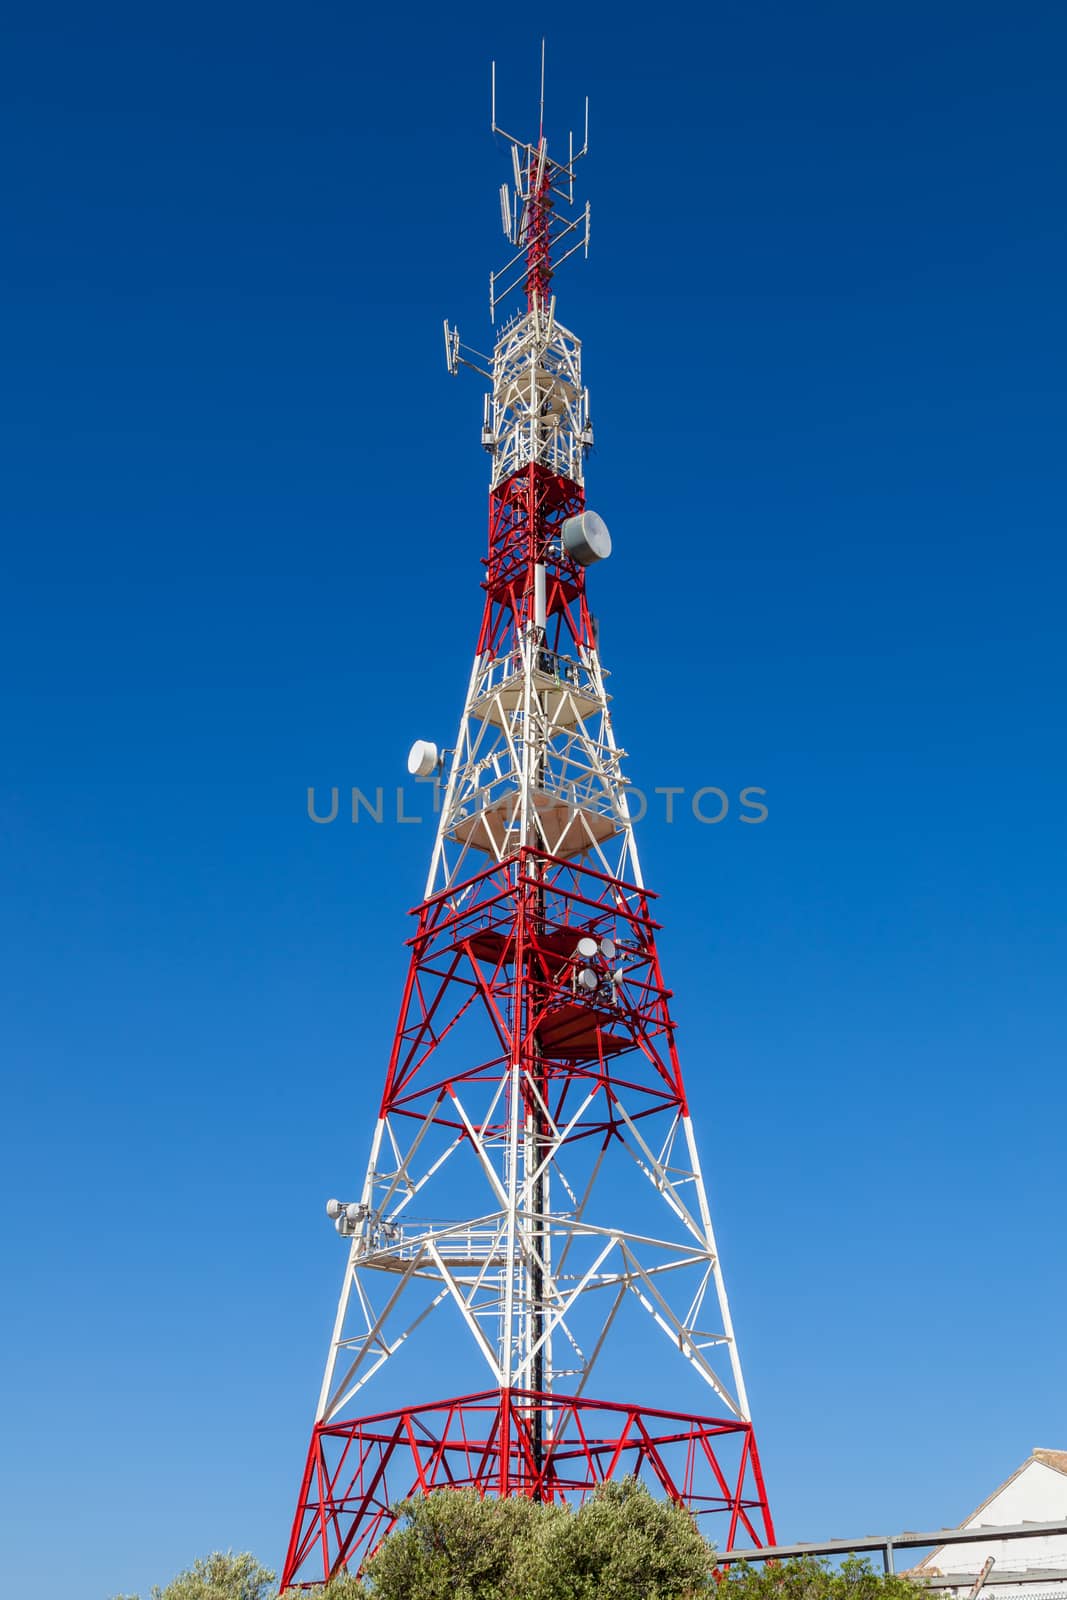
[724, 1518, 1067, 1584]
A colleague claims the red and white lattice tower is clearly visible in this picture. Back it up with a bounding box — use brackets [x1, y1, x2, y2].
[280, 62, 775, 1590]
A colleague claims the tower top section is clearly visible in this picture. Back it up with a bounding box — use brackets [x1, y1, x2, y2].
[488, 52, 591, 321]
[444, 51, 595, 488]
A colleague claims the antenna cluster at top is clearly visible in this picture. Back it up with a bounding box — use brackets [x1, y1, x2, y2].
[488, 52, 591, 320]
[443, 50, 592, 381]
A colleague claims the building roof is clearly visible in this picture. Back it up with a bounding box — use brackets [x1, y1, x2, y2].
[962, 1452, 1067, 1529]
[914, 1450, 1067, 1574]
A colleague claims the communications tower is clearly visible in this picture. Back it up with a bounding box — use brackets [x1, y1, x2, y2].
[280, 62, 775, 1590]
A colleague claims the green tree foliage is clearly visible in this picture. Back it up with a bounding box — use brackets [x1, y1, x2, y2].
[110, 1506, 932, 1600]
[361, 1487, 933, 1600]
[517, 1478, 714, 1600]
[362, 1479, 714, 1600]
[111, 1550, 276, 1600]
[294, 1575, 367, 1600]
[362, 1486, 546, 1600]
[721, 1556, 926, 1600]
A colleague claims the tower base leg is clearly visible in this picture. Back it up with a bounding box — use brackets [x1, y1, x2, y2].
[279, 1388, 774, 1590]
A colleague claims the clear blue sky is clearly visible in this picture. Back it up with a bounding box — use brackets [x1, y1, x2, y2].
[2, 2, 1065, 1595]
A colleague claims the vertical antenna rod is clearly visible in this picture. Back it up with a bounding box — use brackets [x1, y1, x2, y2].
[539, 37, 546, 141]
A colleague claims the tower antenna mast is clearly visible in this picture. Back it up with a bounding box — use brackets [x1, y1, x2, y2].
[539, 37, 545, 142]
[280, 56, 775, 1590]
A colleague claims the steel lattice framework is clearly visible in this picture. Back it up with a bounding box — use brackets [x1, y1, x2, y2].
[280, 64, 775, 1591]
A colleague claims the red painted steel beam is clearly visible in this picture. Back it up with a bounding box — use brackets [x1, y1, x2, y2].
[280, 1389, 774, 1591]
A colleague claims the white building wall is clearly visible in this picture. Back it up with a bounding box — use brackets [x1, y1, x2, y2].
[920, 1457, 1067, 1600]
